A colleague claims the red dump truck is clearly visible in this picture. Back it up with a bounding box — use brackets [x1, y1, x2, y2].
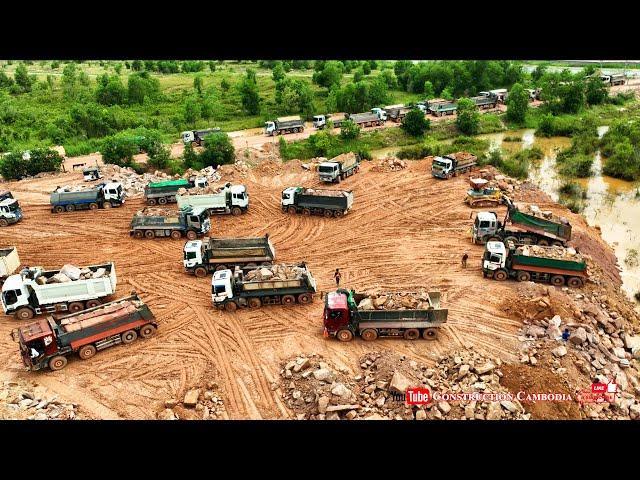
[11, 293, 157, 371]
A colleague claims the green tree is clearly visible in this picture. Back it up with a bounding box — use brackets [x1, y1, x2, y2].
[423, 81, 435, 99]
[506, 82, 529, 123]
[353, 68, 364, 83]
[0, 71, 14, 89]
[14, 63, 33, 93]
[208, 61, 217, 72]
[456, 98, 480, 135]
[380, 70, 397, 89]
[585, 76, 608, 105]
[0, 148, 63, 180]
[272, 62, 285, 83]
[183, 96, 201, 124]
[101, 136, 140, 167]
[182, 143, 201, 169]
[200, 132, 235, 166]
[401, 109, 430, 136]
[561, 80, 586, 114]
[532, 64, 547, 84]
[61, 63, 79, 99]
[96, 74, 127, 106]
[441, 87, 453, 100]
[46, 75, 55, 90]
[131, 60, 142, 71]
[362, 62, 371, 75]
[127, 72, 160, 105]
[368, 60, 378, 71]
[147, 144, 171, 170]
[312, 61, 344, 89]
[220, 78, 230, 92]
[275, 78, 314, 117]
[114, 63, 123, 74]
[193, 75, 203, 95]
[339, 119, 360, 140]
[238, 70, 260, 115]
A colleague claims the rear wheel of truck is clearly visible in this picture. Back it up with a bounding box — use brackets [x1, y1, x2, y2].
[336, 329, 353, 342]
[231, 207, 242, 216]
[422, 328, 438, 340]
[215, 264, 227, 272]
[288, 206, 297, 214]
[139, 325, 157, 338]
[121, 330, 138, 344]
[144, 230, 155, 239]
[551, 241, 564, 247]
[158, 197, 167, 205]
[103, 202, 112, 209]
[170, 230, 182, 240]
[323, 210, 333, 218]
[297, 293, 313, 304]
[567, 276, 583, 288]
[78, 344, 96, 360]
[134, 231, 144, 239]
[85, 299, 101, 308]
[550, 275, 565, 287]
[65, 204, 75, 212]
[147, 199, 157, 206]
[248, 298, 262, 309]
[494, 269, 508, 281]
[0, 219, 8, 227]
[504, 236, 519, 246]
[186, 230, 197, 240]
[54, 206, 64, 213]
[537, 239, 549, 246]
[361, 328, 378, 341]
[16, 307, 34, 320]
[334, 211, 344, 218]
[89, 203, 98, 210]
[69, 302, 84, 313]
[302, 208, 311, 216]
[404, 329, 420, 340]
[224, 302, 237, 312]
[194, 267, 208, 278]
[282, 295, 295, 305]
[516, 271, 531, 282]
[49, 355, 68, 371]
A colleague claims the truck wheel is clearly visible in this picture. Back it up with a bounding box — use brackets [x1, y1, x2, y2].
[121, 330, 138, 344]
[551, 241, 564, 247]
[65, 204, 75, 212]
[85, 299, 101, 308]
[494, 269, 508, 281]
[158, 197, 168, 205]
[49, 355, 68, 371]
[215, 264, 228, 272]
[336, 175, 341, 183]
[231, 207, 242, 216]
[504, 236, 519, 246]
[224, 302, 237, 312]
[139, 325, 157, 338]
[186, 230, 197, 240]
[404, 329, 420, 340]
[361, 328, 378, 341]
[0, 219, 8, 227]
[78, 344, 97, 360]
[297, 293, 313, 304]
[336, 329, 353, 342]
[323, 210, 333, 218]
[103, 202, 112, 209]
[194, 267, 208, 278]
[89, 203, 98, 210]
[54, 206, 64, 213]
[144, 230, 155, 239]
[550, 275, 565, 287]
[300, 126, 304, 132]
[567, 277, 583, 288]
[69, 302, 84, 313]
[422, 328, 438, 340]
[288, 206, 297, 214]
[170, 230, 182, 240]
[302, 208, 311, 216]
[16, 307, 34, 320]
[486, 236, 502, 243]
[248, 298, 262, 308]
[282, 295, 296, 305]
[516, 271, 531, 282]
[334, 211, 344, 218]
[134, 231, 144, 239]
[537, 239, 549, 246]
[147, 199, 157, 206]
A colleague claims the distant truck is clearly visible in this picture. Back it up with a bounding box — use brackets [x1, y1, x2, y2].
[144, 177, 208, 206]
[319, 152, 360, 183]
[82, 167, 102, 181]
[384, 105, 412, 122]
[177, 183, 249, 216]
[323, 289, 448, 342]
[51, 183, 126, 213]
[130, 206, 211, 240]
[0, 247, 20, 286]
[181, 128, 221, 146]
[431, 153, 477, 179]
[470, 94, 498, 109]
[527, 88, 542, 101]
[312, 113, 346, 130]
[281, 187, 354, 217]
[347, 111, 385, 127]
[1, 262, 117, 320]
[183, 235, 276, 277]
[12, 294, 157, 371]
[0, 195, 23, 226]
[471, 197, 572, 246]
[480, 89, 508, 102]
[211, 263, 317, 311]
[482, 241, 587, 288]
[0, 190, 13, 202]
[601, 74, 626, 86]
[428, 101, 457, 117]
[265, 116, 305, 136]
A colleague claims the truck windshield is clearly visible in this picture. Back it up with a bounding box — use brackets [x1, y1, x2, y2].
[433, 160, 448, 168]
[8, 202, 19, 211]
[282, 192, 289, 200]
[2, 289, 18, 305]
[184, 251, 197, 260]
[319, 166, 335, 173]
[212, 284, 226, 295]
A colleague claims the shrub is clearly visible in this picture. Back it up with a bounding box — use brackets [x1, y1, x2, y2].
[200, 132, 235, 167]
[450, 136, 490, 158]
[339, 120, 360, 140]
[503, 136, 522, 142]
[456, 98, 480, 135]
[101, 136, 140, 166]
[401, 109, 430, 137]
[557, 153, 594, 177]
[147, 144, 171, 170]
[397, 140, 446, 159]
[356, 148, 372, 161]
[0, 148, 63, 179]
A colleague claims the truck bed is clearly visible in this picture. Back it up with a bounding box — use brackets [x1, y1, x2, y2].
[33, 263, 116, 304]
[512, 252, 586, 273]
[207, 237, 273, 259]
[0, 247, 19, 278]
[131, 215, 183, 228]
[510, 209, 571, 241]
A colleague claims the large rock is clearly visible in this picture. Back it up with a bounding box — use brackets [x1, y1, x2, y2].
[613, 347, 627, 360]
[546, 325, 562, 340]
[570, 327, 587, 345]
[158, 408, 178, 420]
[60, 264, 81, 281]
[500, 400, 519, 413]
[415, 409, 427, 420]
[623, 335, 640, 351]
[331, 383, 351, 398]
[313, 368, 335, 382]
[552, 346, 567, 357]
[372, 296, 388, 309]
[183, 389, 200, 408]
[389, 371, 413, 394]
[549, 315, 562, 328]
[48, 273, 71, 284]
[358, 298, 374, 310]
[317, 396, 330, 414]
[91, 268, 106, 279]
[474, 362, 495, 375]
[486, 402, 502, 420]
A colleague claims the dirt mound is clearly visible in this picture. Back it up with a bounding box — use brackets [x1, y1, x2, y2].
[371, 157, 407, 172]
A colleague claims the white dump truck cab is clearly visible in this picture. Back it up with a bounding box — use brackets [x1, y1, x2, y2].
[264, 121, 276, 135]
[417, 103, 428, 113]
[102, 182, 126, 204]
[211, 269, 234, 304]
[281, 187, 298, 208]
[230, 184, 249, 208]
[183, 240, 204, 269]
[431, 156, 454, 178]
[181, 131, 195, 144]
[0, 198, 22, 223]
[318, 162, 340, 182]
[83, 168, 101, 181]
[600, 75, 611, 84]
[472, 211, 499, 243]
[371, 108, 387, 121]
[313, 115, 328, 129]
[483, 241, 507, 273]
[1, 268, 39, 314]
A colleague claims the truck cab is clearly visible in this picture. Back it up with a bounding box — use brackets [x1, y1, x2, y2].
[0, 190, 14, 202]
[12, 318, 60, 371]
[323, 290, 352, 336]
[313, 115, 328, 129]
[183, 240, 205, 270]
[431, 156, 454, 178]
[472, 211, 499, 243]
[482, 241, 507, 274]
[189, 176, 209, 189]
[318, 162, 341, 182]
[0, 198, 23, 224]
[101, 182, 126, 205]
[229, 184, 249, 209]
[1, 271, 36, 315]
[211, 269, 234, 304]
[185, 207, 211, 234]
[371, 108, 387, 121]
[264, 121, 276, 136]
[280, 187, 299, 208]
[83, 167, 102, 181]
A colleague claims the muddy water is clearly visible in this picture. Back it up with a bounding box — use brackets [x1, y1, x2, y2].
[479, 128, 640, 300]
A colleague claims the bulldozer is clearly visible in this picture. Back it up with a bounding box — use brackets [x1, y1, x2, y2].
[465, 177, 504, 208]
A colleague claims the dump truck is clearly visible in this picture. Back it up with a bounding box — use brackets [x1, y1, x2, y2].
[527, 88, 542, 101]
[11, 293, 157, 372]
[144, 177, 208, 206]
[0, 190, 13, 202]
[482, 241, 587, 288]
[428, 101, 457, 117]
[480, 89, 508, 102]
[323, 289, 448, 342]
[82, 167, 102, 181]
[0, 247, 20, 286]
[601, 74, 626, 86]
[312, 113, 347, 130]
[181, 127, 221, 146]
[1, 262, 117, 320]
[318, 152, 360, 183]
[471, 197, 572, 246]
[465, 178, 503, 207]
[265, 116, 305, 136]
[211, 263, 317, 311]
[177, 183, 249, 215]
[183, 235, 276, 277]
[431, 152, 477, 179]
[347, 111, 385, 127]
[0, 197, 23, 226]
[470, 94, 498, 109]
[385, 105, 413, 122]
[370, 107, 389, 121]
[281, 187, 354, 217]
[130, 206, 210, 240]
[51, 183, 126, 213]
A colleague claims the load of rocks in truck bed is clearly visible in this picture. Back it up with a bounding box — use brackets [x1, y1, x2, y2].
[60, 298, 142, 332]
[176, 183, 229, 196]
[244, 264, 307, 282]
[331, 151, 358, 166]
[357, 291, 435, 310]
[447, 151, 477, 163]
[135, 207, 178, 217]
[371, 157, 407, 172]
[53, 185, 95, 193]
[36, 264, 108, 285]
[523, 203, 569, 224]
[517, 245, 585, 262]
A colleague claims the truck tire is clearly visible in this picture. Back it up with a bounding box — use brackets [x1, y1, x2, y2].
[550, 275, 565, 287]
[336, 329, 353, 342]
[69, 302, 84, 313]
[85, 299, 101, 308]
[78, 344, 97, 360]
[516, 271, 531, 282]
[248, 298, 262, 308]
[297, 293, 313, 304]
[336, 175, 341, 183]
[144, 230, 155, 239]
[49, 355, 68, 371]
[282, 295, 295, 305]
[147, 199, 157, 206]
[65, 204, 75, 212]
[54, 206, 64, 213]
[224, 302, 237, 312]
[334, 211, 344, 218]
[504, 236, 519, 246]
[494, 269, 508, 281]
[16, 307, 34, 320]
[300, 126, 304, 132]
[134, 231, 144, 239]
[288, 206, 297, 214]
[0, 219, 8, 227]
[403, 329, 420, 340]
[170, 230, 182, 240]
[567, 276, 583, 288]
[103, 202, 112, 209]
[139, 325, 157, 338]
[323, 210, 333, 218]
[121, 330, 138, 344]
[89, 203, 98, 210]
[302, 208, 311, 216]
[158, 197, 168, 205]
[537, 239, 549, 246]
[215, 264, 228, 272]
[186, 230, 197, 240]
[231, 207, 242, 216]
[194, 267, 208, 278]
[361, 328, 378, 341]
[422, 328, 438, 340]
[551, 241, 564, 247]
[486, 236, 502, 243]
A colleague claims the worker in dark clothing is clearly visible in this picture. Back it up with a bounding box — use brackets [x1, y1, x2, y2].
[562, 328, 570, 342]
[334, 269, 342, 287]
[462, 253, 469, 268]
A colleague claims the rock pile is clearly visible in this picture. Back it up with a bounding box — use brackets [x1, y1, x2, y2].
[357, 291, 436, 310]
[371, 157, 407, 172]
[177, 183, 230, 196]
[135, 207, 177, 217]
[34, 264, 108, 285]
[517, 245, 584, 262]
[0, 380, 83, 420]
[244, 264, 306, 282]
[159, 381, 227, 420]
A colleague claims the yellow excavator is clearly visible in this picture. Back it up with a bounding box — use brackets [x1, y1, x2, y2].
[464, 177, 504, 208]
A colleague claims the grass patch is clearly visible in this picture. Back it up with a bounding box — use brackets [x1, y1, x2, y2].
[558, 181, 587, 213]
[478, 113, 505, 134]
[557, 153, 594, 177]
[503, 136, 522, 142]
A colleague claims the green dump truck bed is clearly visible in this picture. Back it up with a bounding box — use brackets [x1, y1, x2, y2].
[512, 252, 586, 273]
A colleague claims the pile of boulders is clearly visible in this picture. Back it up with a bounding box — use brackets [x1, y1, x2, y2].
[0, 380, 83, 420]
[35, 264, 108, 285]
[517, 245, 584, 262]
[159, 381, 227, 420]
[371, 157, 407, 172]
[357, 291, 435, 310]
[244, 264, 306, 282]
[177, 183, 229, 196]
[135, 207, 176, 217]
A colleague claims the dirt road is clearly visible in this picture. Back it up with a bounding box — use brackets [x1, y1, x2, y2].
[0, 155, 627, 420]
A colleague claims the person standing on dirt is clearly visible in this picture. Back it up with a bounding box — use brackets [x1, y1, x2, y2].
[462, 253, 469, 268]
[562, 328, 570, 342]
[334, 269, 342, 287]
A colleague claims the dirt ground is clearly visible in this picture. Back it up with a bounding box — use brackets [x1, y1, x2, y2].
[0, 157, 634, 420]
